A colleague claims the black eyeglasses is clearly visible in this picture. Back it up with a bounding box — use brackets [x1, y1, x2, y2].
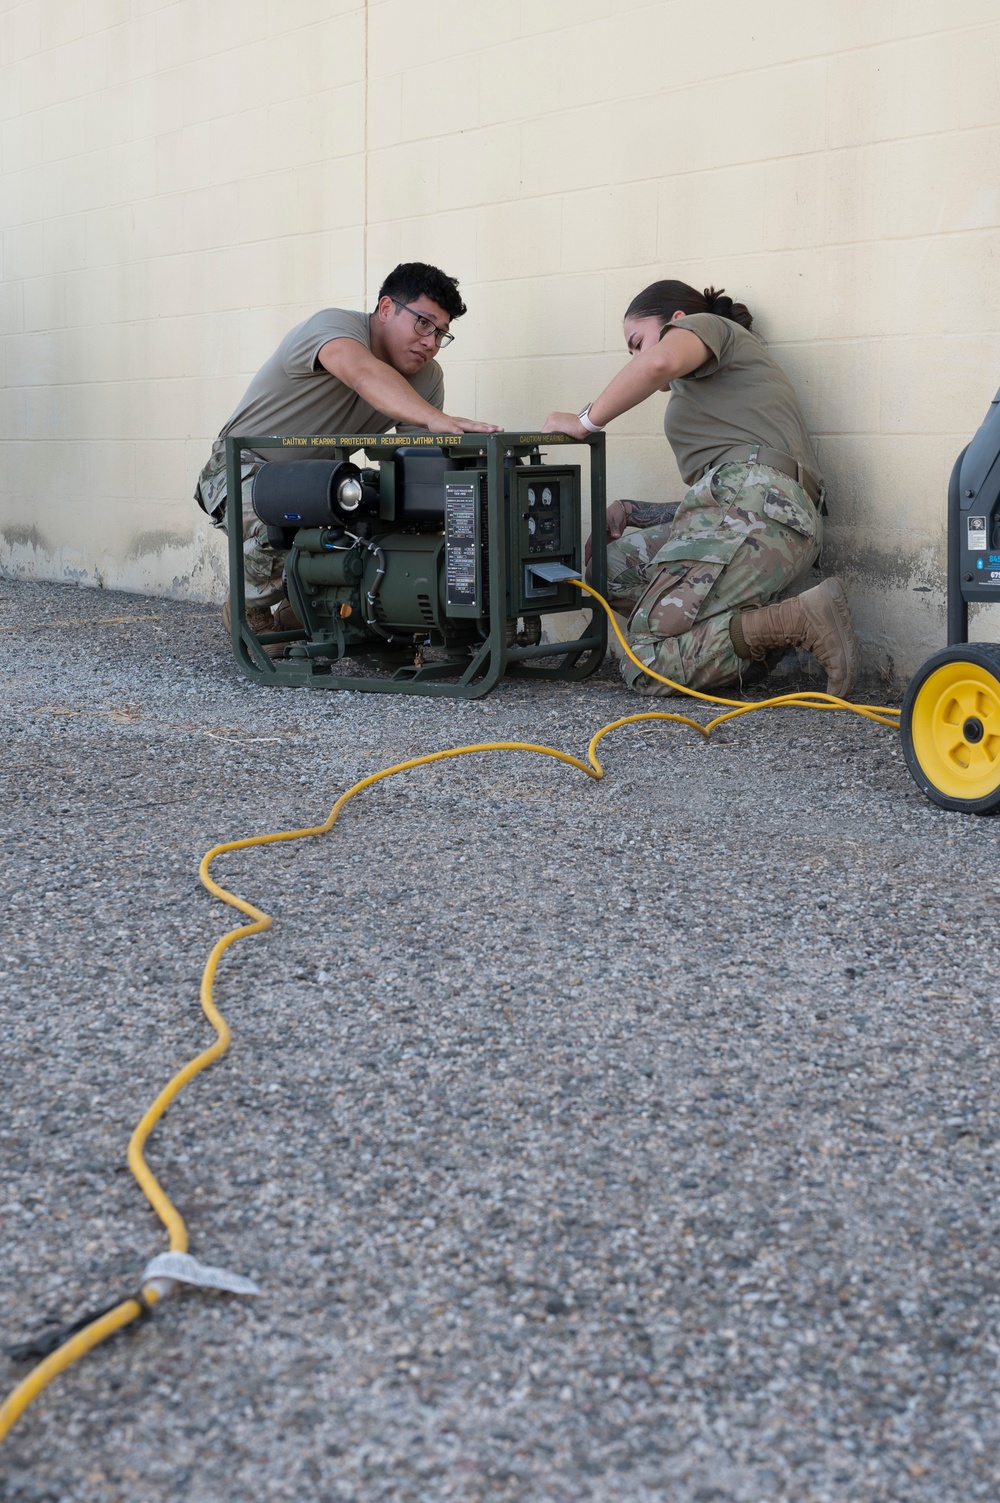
[391, 299, 454, 346]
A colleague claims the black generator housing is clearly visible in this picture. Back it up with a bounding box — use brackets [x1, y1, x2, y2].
[901, 385, 1000, 815]
[948, 385, 1000, 643]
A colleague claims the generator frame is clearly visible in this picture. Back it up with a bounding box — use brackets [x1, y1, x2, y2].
[224, 430, 608, 697]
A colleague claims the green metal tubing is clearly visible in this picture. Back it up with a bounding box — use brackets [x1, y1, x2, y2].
[587, 438, 609, 633]
[505, 636, 603, 661]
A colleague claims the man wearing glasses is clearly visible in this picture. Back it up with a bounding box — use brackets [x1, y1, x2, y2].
[194, 262, 498, 624]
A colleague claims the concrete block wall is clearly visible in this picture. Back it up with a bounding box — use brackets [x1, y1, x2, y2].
[1, 0, 369, 600]
[3, 0, 1000, 675]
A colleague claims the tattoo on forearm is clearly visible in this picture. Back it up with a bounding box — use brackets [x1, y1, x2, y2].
[624, 502, 679, 527]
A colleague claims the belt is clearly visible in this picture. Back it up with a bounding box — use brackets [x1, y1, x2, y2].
[715, 444, 824, 508]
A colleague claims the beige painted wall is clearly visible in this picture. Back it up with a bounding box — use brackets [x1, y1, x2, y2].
[2, 0, 1000, 676]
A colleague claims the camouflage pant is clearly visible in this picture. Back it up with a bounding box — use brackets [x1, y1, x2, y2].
[194, 438, 287, 606]
[604, 461, 822, 695]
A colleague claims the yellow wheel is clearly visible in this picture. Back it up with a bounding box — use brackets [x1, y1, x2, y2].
[901, 644, 1000, 814]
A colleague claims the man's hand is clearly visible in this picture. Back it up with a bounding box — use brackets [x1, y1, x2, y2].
[426, 413, 502, 435]
[585, 501, 631, 565]
[318, 338, 499, 433]
[541, 411, 588, 439]
[605, 499, 632, 543]
[584, 499, 679, 564]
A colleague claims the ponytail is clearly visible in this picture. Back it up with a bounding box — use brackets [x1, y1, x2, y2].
[625, 279, 753, 332]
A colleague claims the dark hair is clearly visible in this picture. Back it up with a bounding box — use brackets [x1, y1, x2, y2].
[376, 262, 467, 322]
[625, 280, 753, 332]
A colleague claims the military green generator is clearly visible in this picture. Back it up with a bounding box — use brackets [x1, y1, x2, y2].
[224, 431, 608, 698]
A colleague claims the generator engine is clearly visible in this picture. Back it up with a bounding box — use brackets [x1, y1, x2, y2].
[251, 445, 584, 665]
[226, 431, 608, 697]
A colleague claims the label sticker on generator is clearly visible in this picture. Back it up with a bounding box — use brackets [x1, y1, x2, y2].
[968, 516, 988, 550]
[445, 482, 478, 607]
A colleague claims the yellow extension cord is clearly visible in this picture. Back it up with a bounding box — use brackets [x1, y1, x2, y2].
[0, 581, 901, 1444]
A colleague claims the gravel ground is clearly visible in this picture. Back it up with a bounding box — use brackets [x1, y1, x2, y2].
[1, 577, 999, 1503]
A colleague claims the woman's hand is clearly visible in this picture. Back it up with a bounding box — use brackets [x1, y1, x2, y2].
[541, 412, 588, 439]
[543, 326, 712, 439]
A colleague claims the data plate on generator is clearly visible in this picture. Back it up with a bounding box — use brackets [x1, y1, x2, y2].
[445, 479, 481, 613]
[959, 503, 1000, 601]
[968, 516, 988, 550]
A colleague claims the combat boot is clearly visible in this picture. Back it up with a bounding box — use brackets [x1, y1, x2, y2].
[732, 578, 859, 698]
[270, 596, 303, 631]
[221, 596, 273, 635]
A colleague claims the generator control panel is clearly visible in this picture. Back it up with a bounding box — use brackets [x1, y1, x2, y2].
[443, 460, 582, 619]
[523, 476, 566, 555]
[514, 466, 580, 611]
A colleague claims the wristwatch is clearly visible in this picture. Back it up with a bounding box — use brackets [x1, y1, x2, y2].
[578, 404, 604, 434]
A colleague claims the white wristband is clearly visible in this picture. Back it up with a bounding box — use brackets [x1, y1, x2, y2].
[578, 404, 604, 434]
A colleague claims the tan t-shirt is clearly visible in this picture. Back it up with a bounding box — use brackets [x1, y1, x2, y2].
[219, 308, 445, 460]
[662, 313, 822, 487]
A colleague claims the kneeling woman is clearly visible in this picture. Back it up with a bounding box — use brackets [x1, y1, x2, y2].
[542, 281, 858, 698]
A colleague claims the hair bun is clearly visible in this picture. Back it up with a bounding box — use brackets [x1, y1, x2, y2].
[703, 286, 732, 316]
[702, 285, 752, 331]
